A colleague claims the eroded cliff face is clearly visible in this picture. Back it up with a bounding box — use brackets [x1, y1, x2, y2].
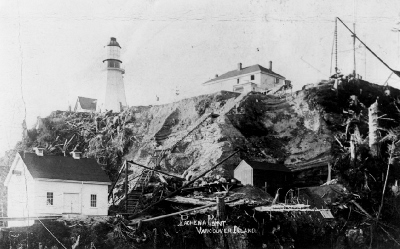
[122, 87, 334, 185]
[122, 79, 400, 186]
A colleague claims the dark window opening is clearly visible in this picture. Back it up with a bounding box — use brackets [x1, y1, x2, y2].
[47, 192, 53, 206]
[107, 60, 120, 68]
[251, 75, 255, 80]
[91, 194, 97, 207]
[237, 78, 240, 84]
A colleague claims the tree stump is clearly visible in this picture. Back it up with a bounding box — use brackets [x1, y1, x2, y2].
[216, 197, 225, 220]
[368, 101, 379, 157]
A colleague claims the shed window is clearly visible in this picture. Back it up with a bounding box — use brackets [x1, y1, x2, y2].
[12, 170, 21, 176]
[275, 78, 280, 84]
[90, 194, 97, 207]
[237, 78, 240, 84]
[251, 75, 255, 80]
[47, 192, 53, 206]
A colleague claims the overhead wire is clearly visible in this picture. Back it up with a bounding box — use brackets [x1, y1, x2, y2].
[37, 218, 68, 249]
[337, 17, 400, 78]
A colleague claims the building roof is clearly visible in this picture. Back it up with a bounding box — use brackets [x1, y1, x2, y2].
[18, 152, 111, 183]
[108, 37, 121, 48]
[243, 160, 291, 172]
[286, 152, 333, 172]
[77, 96, 97, 111]
[204, 64, 285, 84]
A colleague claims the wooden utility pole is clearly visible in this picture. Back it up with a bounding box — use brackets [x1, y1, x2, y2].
[124, 161, 128, 213]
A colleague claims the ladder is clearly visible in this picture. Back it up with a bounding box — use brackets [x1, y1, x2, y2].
[126, 155, 159, 214]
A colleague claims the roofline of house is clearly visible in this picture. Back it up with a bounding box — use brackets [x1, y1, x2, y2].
[202, 70, 261, 85]
[236, 159, 292, 172]
[35, 178, 112, 185]
[203, 70, 286, 85]
[4, 153, 26, 187]
[260, 71, 286, 80]
[77, 96, 97, 101]
[289, 162, 330, 172]
[4, 153, 111, 186]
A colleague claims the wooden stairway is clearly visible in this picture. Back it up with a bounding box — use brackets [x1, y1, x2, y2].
[126, 192, 142, 214]
[126, 156, 157, 213]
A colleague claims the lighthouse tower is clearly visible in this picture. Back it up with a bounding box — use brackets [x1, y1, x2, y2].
[103, 37, 127, 112]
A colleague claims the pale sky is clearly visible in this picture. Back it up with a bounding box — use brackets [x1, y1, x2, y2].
[1, 0, 400, 156]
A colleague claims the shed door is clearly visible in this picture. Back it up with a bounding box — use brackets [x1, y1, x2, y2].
[63, 193, 80, 214]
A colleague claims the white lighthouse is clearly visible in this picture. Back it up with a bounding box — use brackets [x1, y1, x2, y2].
[103, 37, 127, 112]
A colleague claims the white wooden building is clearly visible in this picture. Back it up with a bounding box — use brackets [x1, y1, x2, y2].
[203, 62, 287, 94]
[234, 160, 292, 190]
[74, 96, 97, 112]
[4, 149, 111, 227]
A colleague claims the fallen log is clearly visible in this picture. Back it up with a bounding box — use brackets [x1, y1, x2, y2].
[128, 150, 240, 218]
[165, 196, 215, 205]
[129, 161, 185, 180]
[130, 203, 215, 225]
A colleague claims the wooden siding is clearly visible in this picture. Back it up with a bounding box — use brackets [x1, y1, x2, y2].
[5, 153, 109, 227]
[234, 161, 253, 185]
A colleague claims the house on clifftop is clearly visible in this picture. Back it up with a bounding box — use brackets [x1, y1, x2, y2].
[4, 148, 111, 227]
[203, 62, 287, 93]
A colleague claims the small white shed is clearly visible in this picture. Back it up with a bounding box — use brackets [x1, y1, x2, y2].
[234, 160, 292, 189]
[4, 150, 111, 227]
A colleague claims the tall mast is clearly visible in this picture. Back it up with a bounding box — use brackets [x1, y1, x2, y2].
[335, 18, 338, 73]
[353, 23, 356, 77]
[353, 0, 356, 77]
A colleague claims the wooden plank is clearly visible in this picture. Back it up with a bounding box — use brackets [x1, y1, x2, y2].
[129, 203, 216, 225]
[129, 161, 185, 180]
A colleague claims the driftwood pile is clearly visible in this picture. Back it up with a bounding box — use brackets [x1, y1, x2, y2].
[30, 110, 136, 175]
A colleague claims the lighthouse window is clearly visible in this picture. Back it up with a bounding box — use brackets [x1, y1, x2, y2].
[108, 60, 120, 68]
